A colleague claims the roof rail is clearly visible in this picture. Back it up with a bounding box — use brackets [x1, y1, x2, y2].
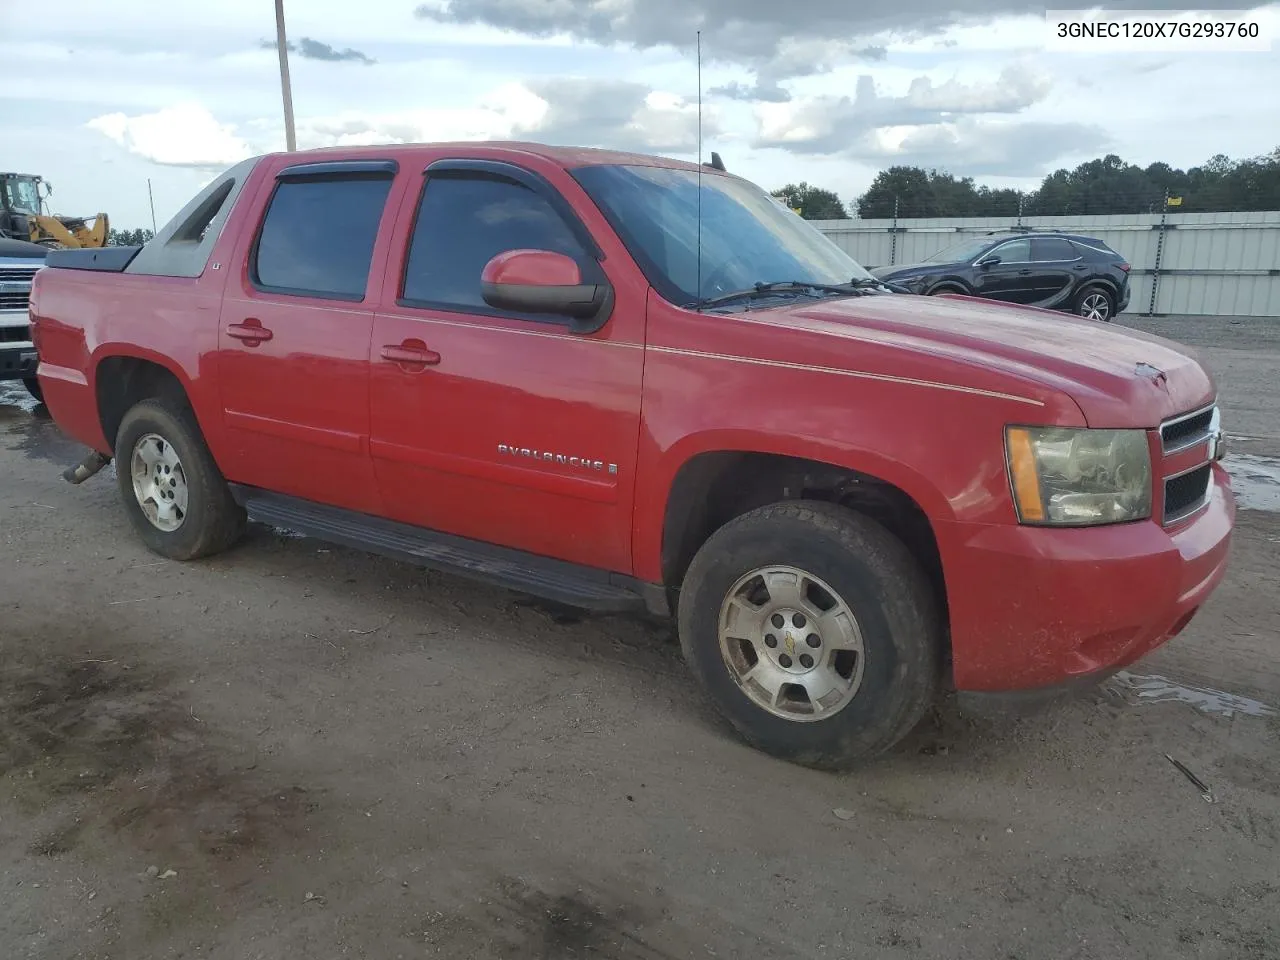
[985, 226, 1043, 235]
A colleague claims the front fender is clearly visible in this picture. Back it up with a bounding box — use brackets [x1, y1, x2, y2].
[631, 290, 1080, 583]
[659, 428, 953, 517]
[925, 277, 971, 295]
[631, 410, 1010, 585]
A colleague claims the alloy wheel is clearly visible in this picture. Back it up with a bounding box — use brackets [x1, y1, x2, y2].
[130, 433, 189, 532]
[1080, 292, 1111, 321]
[718, 565, 866, 721]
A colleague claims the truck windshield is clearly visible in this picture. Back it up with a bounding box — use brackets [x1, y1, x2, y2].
[2, 178, 41, 215]
[573, 164, 872, 308]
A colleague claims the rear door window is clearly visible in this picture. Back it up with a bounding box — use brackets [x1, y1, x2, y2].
[252, 175, 394, 300]
[1071, 239, 1119, 258]
[1031, 237, 1078, 261]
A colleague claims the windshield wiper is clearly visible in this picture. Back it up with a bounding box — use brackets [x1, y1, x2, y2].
[695, 280, 861, 310]
[846, 277, 908, 293]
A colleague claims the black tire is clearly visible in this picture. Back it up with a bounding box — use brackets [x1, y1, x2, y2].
[1074, 284, 1114, 322]
[926, 285, 964, 297]
[677, 501, 943, 769]
[22, 377, 42, 402]
[114, 397, 245, 560]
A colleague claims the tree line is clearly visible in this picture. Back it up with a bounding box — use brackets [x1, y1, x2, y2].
[107, 228, 156, 245]
[772, 147, 1280, 220]
[108, 147, 1279, 237]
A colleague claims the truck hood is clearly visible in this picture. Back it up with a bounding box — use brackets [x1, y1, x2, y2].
[756, 293, 1215, 428]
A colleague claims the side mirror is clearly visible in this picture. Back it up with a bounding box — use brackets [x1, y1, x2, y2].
[38, 181, 52, 198]
[977, 255, 1001, 268]
[481, 249, 613, 332]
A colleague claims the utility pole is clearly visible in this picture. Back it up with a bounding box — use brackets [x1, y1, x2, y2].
[274, 0, 297, 151]
[1148, 190, 1170, 317]
[889, 195, 899, 266]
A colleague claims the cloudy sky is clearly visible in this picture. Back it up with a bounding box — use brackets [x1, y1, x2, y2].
[4, 0, 1278, 229]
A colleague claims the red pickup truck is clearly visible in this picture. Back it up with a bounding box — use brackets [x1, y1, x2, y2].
[30, 143, 1233, 768]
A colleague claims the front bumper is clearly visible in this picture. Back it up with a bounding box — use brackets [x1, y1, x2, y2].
[0, 340, 37, 381]
[936, 463, 1234, 692]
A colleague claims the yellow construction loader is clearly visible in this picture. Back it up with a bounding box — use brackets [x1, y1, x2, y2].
[1, 172, 109, 248]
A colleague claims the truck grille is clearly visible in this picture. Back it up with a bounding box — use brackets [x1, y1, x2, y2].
[0, 326, 30, 344]
[1164, 464, 1213, 523]
[1160, 406, 1215, 454]
[0, 266, 38, 313]
[1159, 403, 1219, 525]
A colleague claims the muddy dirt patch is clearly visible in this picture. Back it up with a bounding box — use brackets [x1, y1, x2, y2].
[406, 876, 676, 958]
[1, 647, 320, 873]
[0, 656, 166, 797]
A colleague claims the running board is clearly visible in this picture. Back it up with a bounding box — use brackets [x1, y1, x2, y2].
[230, 486, 662, 615]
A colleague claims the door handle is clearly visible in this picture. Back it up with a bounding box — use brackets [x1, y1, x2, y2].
[1017, 269, 1033, 275]
[226, 319, 273, 345]
[1072, 264, 1089, 271]
[380, 339, 441, 367]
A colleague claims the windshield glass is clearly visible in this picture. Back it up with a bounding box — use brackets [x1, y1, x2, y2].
[924, 236, 994, 264]
[573, 164, 872, 306]
[2, 178, 41, 214]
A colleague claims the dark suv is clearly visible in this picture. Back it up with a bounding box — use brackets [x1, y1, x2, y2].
[870, 230, 1131, 322]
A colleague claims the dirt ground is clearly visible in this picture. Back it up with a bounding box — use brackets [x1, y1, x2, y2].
[2, 314, 1278, 960]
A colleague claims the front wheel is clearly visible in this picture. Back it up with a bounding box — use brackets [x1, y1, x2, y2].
[22, 377, 42, 402]
[114, 397, 246, 560]
[677, 501, 943, 769]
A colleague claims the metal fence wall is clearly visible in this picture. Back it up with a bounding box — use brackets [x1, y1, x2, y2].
[813, 211, 1280, 317]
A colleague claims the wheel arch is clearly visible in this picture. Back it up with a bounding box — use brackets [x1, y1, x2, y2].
[91, 347, 211, 453]
[1076, 277, 1120, 300]
[649, 438, 952, 656]
[926, 279, 970, 295]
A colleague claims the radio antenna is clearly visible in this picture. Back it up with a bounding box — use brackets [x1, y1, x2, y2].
[696, 29, 703, 312]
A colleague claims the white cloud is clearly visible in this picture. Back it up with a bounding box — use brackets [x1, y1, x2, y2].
[855, 117, 1110, 174]
[84, 80, 709, 168]
[4, 0, 1274, 231]
[904, 62, 1050, 112]
[292, 83, 547, 148]
[754, 62, 1055, 155]
[87, 104, 253, 168]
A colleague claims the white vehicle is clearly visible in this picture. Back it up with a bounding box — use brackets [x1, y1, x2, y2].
[0, 237, 45, 400]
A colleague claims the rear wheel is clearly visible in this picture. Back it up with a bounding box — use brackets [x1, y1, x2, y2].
[114, 397, 245, 560]
[22, 378, 42, 402]
[677, 501, 943, 769]
[1074, 285, 1114, 322]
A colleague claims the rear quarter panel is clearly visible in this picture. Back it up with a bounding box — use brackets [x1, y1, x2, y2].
[35, 272, 225, 454]
[31, 166, 266, 457]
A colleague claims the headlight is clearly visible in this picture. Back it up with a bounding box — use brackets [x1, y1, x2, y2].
[1005, 426, 1152, 526]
